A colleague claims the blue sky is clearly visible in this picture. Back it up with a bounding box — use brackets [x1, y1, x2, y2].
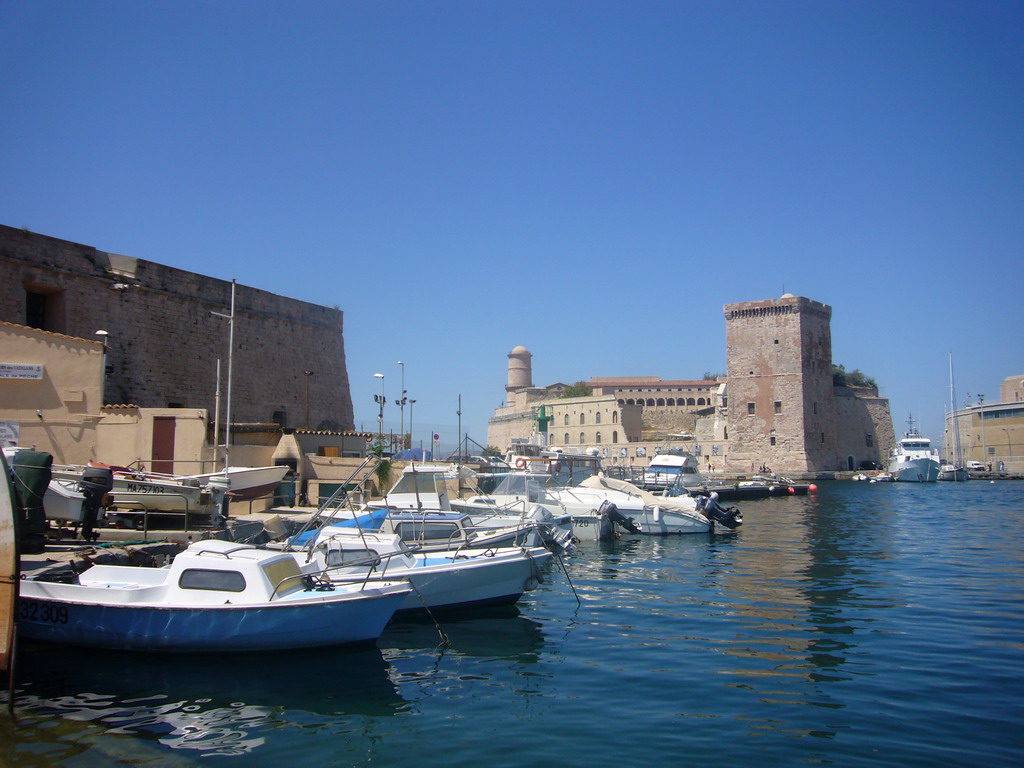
[2, 1, 1021, 453]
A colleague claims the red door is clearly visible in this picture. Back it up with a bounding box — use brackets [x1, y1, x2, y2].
[152, 417, 176, 474]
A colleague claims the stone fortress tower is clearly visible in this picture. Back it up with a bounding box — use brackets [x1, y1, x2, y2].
[505, 346, 533, 408]
[724, 294, 837, 472]
[488, 292, 894, 475]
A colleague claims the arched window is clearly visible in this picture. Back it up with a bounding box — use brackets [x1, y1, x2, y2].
[724, 427, 728, 439]
[579, 432, 585, 444]
[696, 397, 704, 406]
[612, 431, 618, 443]
[656, 398, 665, 406]
[595, 412, 601, 424]
[564, 432, 570, 444]
[612, 411, 618, 423]
[667, 398, 675, 406]
[646, 398, 655, 406]
[626, 398, 635, 405]
[579, 413, 585, 425]
[618, 399, 625, 405]
[596, 432, 601, 443]
[687, 398, 695, 406]
[564, 414, 569, 426]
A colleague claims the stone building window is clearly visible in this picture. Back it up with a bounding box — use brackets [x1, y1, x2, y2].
[770, 436, 777, 446]
[564, 433, 570, 444]
[564, 414, 569, 426]
[747, 402, 756, 414]
[687, 398, 695, 406]
[596, 432, 602, 443]
[667, 398, 675, 406]
[579, 413, 585, 425]
[774, 401, 782, 414]
[24, 286, 67, 333]
[657, 398, 665, 406]
[579, 432, 585, 444]
[595, 412, 601, 424]
[866, 433, 874, 447]
[646, 399, 655, 406]
[821, 432, 826, 443]
[612, 431, 618, 443]
[612, 412, 618, 423]
[813, 402, 818, 414]
[697, 398, 705, 406]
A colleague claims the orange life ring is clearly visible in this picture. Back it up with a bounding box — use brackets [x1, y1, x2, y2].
[514, 457, 528, 469]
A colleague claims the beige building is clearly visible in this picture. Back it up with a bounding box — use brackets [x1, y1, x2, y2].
[943, 378, 1024, 473]
[488, 294, 895, 475]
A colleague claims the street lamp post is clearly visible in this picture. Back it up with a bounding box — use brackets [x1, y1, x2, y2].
[1001, 427, 1011, 470]
[373, 373, 385, 452]
[396, 361, 407, 451]
[408, 399, 416, 453]
[979, 395, 987, 469]
[94, 330, 109, 406]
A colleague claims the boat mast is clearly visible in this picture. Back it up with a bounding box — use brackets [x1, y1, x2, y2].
[211, 280, 236, 472]
[949, 352, 964, 474]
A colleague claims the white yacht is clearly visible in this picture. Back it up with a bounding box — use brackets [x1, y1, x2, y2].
[888, 416, 940, 482]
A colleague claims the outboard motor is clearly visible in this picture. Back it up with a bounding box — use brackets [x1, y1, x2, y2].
[697, 492, 743, 531]
[600, 500, 641, 534]
[79, 465, 114, 541]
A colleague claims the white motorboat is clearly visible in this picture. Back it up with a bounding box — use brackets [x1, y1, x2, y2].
[456, 470, 741, 537]
[292, 528, 553, 614]
[18, 539, 411, 652]
[888, 416, 940, 482]
[376, 463, 574, 549]
[186, 465, 290, 500]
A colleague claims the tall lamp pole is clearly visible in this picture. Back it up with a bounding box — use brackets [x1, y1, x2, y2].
[396, 361, 407, 450]
[408, 399, 416, 453]
[979, 394, 987, 469]
[373, 373, 385, 451]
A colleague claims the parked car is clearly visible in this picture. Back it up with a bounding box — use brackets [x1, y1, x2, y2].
[966, 461, 986, 471]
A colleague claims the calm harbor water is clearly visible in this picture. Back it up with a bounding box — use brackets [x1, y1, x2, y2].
[3, 480, 1023, 767]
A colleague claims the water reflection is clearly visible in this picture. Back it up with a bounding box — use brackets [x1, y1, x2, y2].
[4, 641, 407, 761]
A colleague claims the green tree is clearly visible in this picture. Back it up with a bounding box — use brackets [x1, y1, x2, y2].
[832, 364, 878, 390]
[559, 381, 593, 398]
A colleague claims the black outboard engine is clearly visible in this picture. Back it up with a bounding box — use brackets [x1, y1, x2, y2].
[600, 500, 641, 534]
[79, 465, 114, 541]
[697, 493, 743, 530]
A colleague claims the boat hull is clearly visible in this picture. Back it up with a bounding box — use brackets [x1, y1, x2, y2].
[890, 458, 940, 482]
[388, 548, 553, 613]
[17, 584, 407, 652]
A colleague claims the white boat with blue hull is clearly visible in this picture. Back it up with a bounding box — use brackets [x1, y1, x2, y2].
[18, 539, 411, 652]
[293, 528, 553, 614]
[888, 416, 941, 483]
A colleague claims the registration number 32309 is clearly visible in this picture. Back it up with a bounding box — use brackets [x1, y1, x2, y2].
[20, 601, 69, 624]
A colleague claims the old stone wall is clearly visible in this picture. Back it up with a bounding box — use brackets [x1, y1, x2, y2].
[833, 387, 895, 470]
[0, 225, 352, 430]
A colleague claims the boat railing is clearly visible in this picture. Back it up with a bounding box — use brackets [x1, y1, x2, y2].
[285, 454, 385, 554]
[270, 560, 401, 598]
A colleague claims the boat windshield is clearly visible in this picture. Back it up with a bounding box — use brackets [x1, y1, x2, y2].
[390, 472, 445, 495]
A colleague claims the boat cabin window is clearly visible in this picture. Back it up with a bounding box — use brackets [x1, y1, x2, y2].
[321, 546, 382, 568]
[178, 568, 246, 592]
[394, 521, 461, 542]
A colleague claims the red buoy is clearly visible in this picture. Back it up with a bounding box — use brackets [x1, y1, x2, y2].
[809, 483, 818, 492]
[788, 486, 795, 494]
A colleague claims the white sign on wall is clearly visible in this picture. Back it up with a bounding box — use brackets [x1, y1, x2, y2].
[0, 421, 20, 447]
[0, 363, 44, 380]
